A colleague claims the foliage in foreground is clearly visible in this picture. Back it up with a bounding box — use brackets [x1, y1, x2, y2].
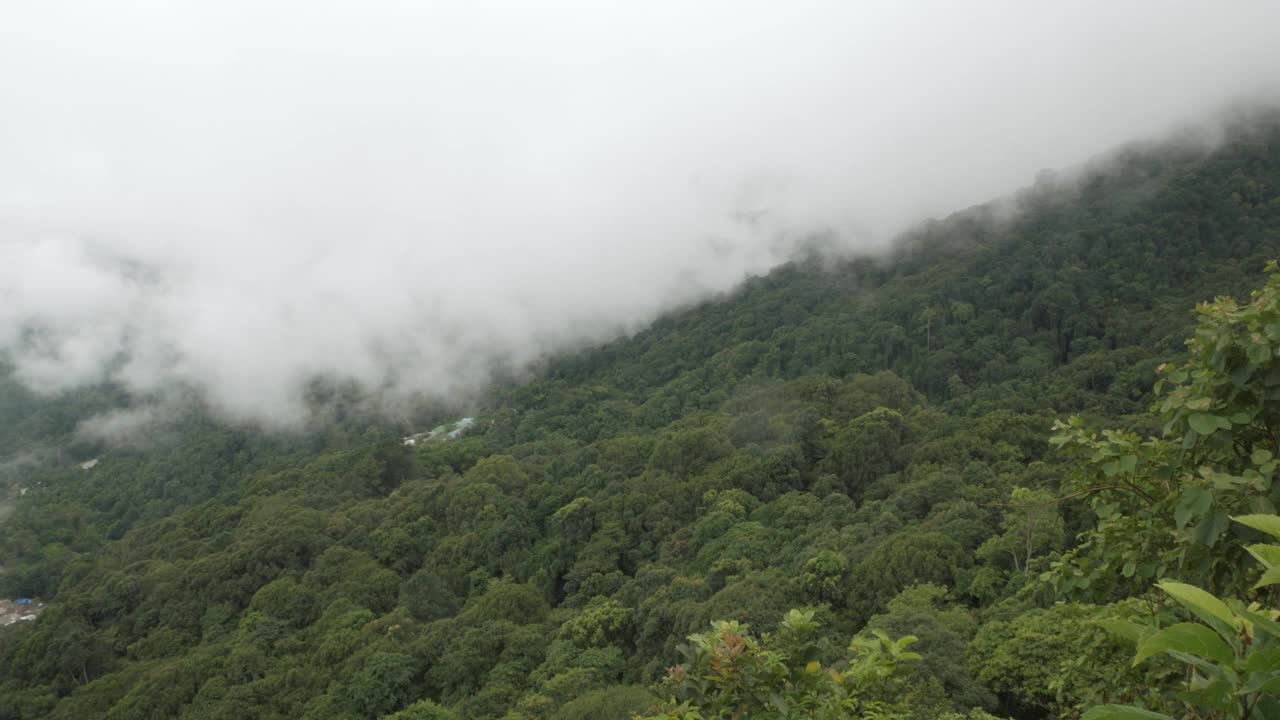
[640, 609, 920, 720]
[1055, 262, 1280, 719]
[1088, 513, 1280, 720]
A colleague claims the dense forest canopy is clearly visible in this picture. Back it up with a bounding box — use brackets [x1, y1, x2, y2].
[0, 111, 1278, 719]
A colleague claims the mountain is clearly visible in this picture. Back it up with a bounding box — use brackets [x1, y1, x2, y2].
[0, 110, 1278, 720]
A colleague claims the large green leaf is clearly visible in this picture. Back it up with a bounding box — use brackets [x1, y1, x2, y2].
[1175, 487, 1212, 529]
[1253, 567, 1280, 590]
[1082, 705, 1174, 720]
[1188, 413, 1228, 435]
[1235, 515, 1280, 540]
[1253, 697, 1280, 719]
[1239, 673, 1280, 695]
[1246, 543, 1280, 569]
[1157, 581, 1237, 630]
[1135, 623, 1234, 666]
[1094, 619, 1156, 644]
[1244, 647, 1280, 673]
[1195, 511, 1231, 547]
[1244, 610, 1280, 641]
[1167, 650, 1239, 687]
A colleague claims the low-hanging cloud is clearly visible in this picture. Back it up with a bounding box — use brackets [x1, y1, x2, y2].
[1, 1, 1279, 425]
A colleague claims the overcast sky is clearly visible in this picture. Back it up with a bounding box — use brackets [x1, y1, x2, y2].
[2, 1, 1279, 425]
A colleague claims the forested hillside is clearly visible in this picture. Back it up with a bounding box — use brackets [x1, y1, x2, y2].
[0, 112, 1278, 720]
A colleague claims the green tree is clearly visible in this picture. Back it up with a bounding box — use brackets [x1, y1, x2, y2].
[977, 487, 1064, 573]
[821, 408, 909, 498]
[798, 550, 849, 607]
[347, 652, 421, 717]
[381, 698, 459, 720]
[640, 609, 921, 720]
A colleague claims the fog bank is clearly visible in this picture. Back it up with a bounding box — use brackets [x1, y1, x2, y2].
[2, 1, 1278, 424]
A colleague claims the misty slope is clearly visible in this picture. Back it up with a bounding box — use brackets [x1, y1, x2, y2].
[542, 114, 1278, 412]
[0, 115, 1278, 720]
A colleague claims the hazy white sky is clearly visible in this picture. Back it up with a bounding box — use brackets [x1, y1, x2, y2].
[2, 1, 1279, 424]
